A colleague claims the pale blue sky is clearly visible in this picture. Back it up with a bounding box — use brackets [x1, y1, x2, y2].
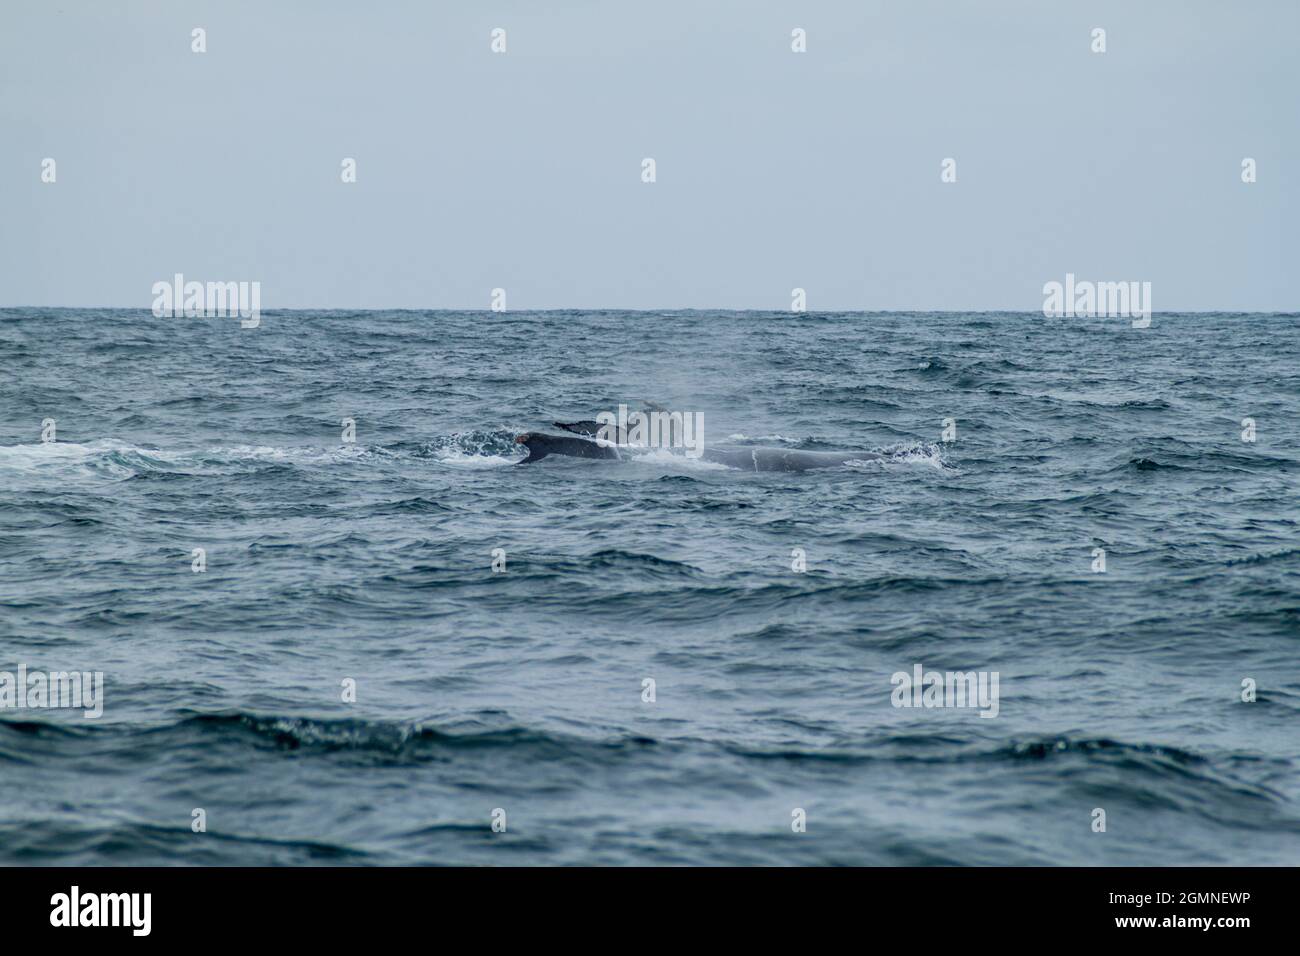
[2, 0, 1296, 310]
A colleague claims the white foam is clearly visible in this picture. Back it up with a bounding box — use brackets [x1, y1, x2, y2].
[847, 441, 953, 472]
[0, 438, 174, 460]
[0, 440, 99, 466]
[217, 444, 373, 465]
[0, 438, 376, 483]
[430, 450, 520, 469]
[726, 433, 800, 444]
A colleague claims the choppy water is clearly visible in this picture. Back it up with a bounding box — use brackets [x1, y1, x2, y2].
[1, 308, 1297, 865]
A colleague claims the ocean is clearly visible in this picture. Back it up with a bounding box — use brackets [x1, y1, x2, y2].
[1, 307, 1297, 866]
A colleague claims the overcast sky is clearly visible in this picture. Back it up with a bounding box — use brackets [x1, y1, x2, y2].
[2, 0, 1296, 311]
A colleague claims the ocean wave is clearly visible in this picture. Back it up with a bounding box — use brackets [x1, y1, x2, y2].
[0, 429, 954, 481]
[0, 819, 368, 865]
[848, 440, 954, 471]
[0, 711, 659, 765]
[4, 308, 1299, 865]
[0, 438, 376, 481]
[379, 429, 524, 468]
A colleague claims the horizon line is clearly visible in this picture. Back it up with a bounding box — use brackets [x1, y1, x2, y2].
[2, 305, 1297, 316]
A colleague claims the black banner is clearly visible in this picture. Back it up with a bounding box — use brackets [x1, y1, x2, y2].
[0, 866, 1281, 941]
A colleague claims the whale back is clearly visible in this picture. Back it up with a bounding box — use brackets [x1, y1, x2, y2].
[702, 446, 871, 472]
[518, 432, 877, 471]
[516, 432, 620, 464]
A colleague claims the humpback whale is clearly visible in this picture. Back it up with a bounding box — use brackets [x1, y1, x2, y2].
[515, 432, 880, 472]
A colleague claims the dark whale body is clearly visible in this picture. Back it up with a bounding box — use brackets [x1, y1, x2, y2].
[515, 432, 879, 472]
[516, 432, 619, 464]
